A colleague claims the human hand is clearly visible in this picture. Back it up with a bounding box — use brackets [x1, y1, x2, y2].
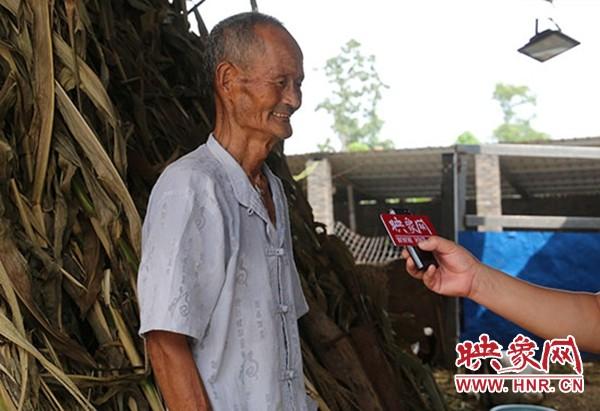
[401, 236, 482, 298]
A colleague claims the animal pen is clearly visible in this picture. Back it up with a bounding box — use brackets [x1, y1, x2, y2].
[288, 138, 600, 364]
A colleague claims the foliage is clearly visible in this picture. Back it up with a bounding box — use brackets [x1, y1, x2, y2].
[494, 123, 548, 143]
[317, 137, 336, 152]
[492, 83, 549, 142]
[455, 131, 480, 145]
[317, 39, 392, 151]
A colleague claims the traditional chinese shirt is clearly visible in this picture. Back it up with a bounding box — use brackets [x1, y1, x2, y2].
[138, 135, 311, 410]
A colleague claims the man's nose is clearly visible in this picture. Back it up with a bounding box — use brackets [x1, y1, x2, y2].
[283, 83, 302, 110]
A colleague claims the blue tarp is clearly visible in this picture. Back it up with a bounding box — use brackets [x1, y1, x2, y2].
[458, 231, 600, 358]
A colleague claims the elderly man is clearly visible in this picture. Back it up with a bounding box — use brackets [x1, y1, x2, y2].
[137, 12, 312, 411]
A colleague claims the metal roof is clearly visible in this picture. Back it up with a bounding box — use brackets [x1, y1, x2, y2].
[285, 137, 600, 200]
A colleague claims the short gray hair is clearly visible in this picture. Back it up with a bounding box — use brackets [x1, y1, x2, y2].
[207, 12, 287, 85]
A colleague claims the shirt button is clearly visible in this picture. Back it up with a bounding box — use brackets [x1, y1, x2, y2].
[278, 304, 289, 314]
[286, 369, 296, 380]
[275, 248, 284, 256]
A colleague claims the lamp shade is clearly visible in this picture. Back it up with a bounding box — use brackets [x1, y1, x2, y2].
[518, 29, 580, 62]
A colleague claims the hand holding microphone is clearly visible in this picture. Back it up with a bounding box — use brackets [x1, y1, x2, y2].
[401, 235, 482, 299]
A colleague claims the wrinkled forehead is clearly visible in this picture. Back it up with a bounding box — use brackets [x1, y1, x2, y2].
[252, 23, 303, 63]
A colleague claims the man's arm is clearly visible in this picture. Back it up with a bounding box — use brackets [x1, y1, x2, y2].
[404, 236, 600, 353]
[471, 264, 600, 353]
[147, 331, 212, 411]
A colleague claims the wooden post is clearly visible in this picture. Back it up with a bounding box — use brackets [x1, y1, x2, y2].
[347, 184, 357, 232]
[439, 152, 467, 368]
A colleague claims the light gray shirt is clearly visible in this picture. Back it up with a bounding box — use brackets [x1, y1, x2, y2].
[138, 135, 311, 411]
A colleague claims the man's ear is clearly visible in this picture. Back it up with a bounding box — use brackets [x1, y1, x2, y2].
[214, 61, 239, 98]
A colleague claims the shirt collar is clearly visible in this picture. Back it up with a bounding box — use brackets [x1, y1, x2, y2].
[206, 134, 275, 224]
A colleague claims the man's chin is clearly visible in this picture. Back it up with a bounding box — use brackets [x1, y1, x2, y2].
[275, 126, 293, 140]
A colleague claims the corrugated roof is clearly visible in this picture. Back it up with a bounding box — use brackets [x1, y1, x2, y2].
[285, 137, 600, 199]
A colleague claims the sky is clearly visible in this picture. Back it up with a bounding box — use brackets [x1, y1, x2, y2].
[189, 0, 600, 154]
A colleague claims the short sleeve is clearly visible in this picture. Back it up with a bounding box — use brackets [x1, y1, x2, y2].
[137, 179, 226, 342]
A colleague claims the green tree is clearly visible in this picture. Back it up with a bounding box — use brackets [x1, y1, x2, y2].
[492, 83, 549, 142]
[456, 131, 480, 144]
[317, 137, 335, 152]
[317, 39, 392, 151]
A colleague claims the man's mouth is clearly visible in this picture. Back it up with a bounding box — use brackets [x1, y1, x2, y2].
[272, 111, 291, 121]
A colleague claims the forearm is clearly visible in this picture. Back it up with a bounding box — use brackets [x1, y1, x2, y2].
[147, 331, 212, 411]
[471, 265, 600, 353]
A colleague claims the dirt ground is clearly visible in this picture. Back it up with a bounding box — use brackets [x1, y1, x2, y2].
[434, 361, 600, 411]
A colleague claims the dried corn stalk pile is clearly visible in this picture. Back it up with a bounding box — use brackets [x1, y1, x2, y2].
[0, 1, 446, 410]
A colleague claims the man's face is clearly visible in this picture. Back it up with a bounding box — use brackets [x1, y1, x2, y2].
[230, 25, 304, 141]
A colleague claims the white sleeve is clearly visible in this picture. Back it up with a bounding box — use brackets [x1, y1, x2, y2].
[137, 174, 226, 342]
